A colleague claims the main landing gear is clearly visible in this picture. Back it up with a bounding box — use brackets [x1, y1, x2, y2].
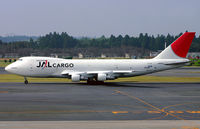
[24, 77, 28, 84]
[87, 78, 104, 85]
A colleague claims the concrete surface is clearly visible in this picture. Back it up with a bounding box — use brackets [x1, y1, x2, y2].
[150, 67, 200, 77]
[0, 82, 199, 121]
[0, 67, 8, 74]
[0, 121, 199, 129]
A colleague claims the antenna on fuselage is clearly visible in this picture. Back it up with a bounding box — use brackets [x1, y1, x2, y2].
[165, 42, 167, 49]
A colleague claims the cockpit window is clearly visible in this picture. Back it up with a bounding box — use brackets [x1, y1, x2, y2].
[17, 59, 23, 61]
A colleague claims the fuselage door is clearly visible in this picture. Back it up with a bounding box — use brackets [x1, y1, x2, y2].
[29, 59, 34, 71]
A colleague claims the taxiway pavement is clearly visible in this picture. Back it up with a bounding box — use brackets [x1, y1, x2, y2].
[0, 82, 199, 120]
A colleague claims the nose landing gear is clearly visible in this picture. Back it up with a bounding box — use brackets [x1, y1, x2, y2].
[24, 77, 28, 84]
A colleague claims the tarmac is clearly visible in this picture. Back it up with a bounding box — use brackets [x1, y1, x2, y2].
[0, 67, 200, 128]
[0, 121, 199, 129]
[0, 82, 200, 121]
[0, 67, 7, 74]
[150, 67, 200, 77]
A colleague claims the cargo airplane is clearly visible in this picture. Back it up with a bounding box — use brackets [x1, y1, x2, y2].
[5, 32, 195, 84]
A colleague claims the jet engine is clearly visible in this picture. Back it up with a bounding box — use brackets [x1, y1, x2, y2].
[71, 74, 80, 82]
[97, 73, 107, 81]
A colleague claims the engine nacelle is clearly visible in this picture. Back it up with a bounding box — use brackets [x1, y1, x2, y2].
[97, 73, 107, 81]
[71, 74, 80, 82]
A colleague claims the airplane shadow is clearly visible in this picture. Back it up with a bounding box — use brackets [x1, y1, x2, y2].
[30, 82, 161, 88]
[79, 82, 161, 88]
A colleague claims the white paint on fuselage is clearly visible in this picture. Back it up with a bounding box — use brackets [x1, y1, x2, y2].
[5, 56, 189, 80]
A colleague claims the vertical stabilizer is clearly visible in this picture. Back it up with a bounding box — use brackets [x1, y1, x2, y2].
[154, 32, 195, 59]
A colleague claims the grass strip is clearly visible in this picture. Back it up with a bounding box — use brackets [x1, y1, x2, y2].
[0, 74, 200, 83]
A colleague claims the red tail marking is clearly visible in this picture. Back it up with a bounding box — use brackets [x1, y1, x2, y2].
[171, 32, 195, 58]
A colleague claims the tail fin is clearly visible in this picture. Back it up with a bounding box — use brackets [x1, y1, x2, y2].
[154, 32, 196, 59]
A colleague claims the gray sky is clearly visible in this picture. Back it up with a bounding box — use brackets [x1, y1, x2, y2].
[0, 0, 199, 37]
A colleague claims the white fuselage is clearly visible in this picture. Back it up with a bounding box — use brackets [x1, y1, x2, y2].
[5, 56, 189, 81]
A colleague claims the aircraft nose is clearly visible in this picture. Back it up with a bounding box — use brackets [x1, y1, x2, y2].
[5, 65, 11, 72]
[5, 64, 18, 74]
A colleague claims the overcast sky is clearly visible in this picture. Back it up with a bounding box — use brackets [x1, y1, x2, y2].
[0, 0, 199, 37]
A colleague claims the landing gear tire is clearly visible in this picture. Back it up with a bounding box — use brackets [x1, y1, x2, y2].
[87, 80, 93, 84]
[24, 77, 28, 84]
[87, 78, 93, 84]
[96, 81, 104, 85]
[24, 80, 28, 84]
[87, 79, 104, 85]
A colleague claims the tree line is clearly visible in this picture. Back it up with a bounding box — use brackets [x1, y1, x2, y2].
[0, 31, 200, 56]
[38, 32, 200, 51]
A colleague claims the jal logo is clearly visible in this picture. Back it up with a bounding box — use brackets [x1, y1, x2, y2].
[36, 60, 51, 70]
[36, 60, 74, 70]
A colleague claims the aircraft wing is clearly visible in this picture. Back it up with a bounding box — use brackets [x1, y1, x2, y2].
[88, 71, 135, 80]
[61, 70, 134, 75]
[61, 70, 134, 81]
